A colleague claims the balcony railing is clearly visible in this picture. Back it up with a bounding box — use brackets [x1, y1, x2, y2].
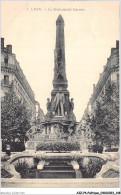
[1, 62, 16, 70]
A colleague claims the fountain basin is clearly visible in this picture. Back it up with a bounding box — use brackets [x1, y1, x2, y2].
[2, 151, 108, 179]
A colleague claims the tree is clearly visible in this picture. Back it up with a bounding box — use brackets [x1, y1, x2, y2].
[90, 81, 119, 148]
[102, 81, 119, 147]
[80, 114, 95, 150]
[1, 90, 33, 150]
[90, 102, 109, 145]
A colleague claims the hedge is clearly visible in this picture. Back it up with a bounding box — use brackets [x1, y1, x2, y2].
[105, 148, 118, 152]
[36, 141, 80, 151]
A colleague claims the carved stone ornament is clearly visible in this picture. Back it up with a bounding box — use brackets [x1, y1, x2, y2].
[53, 124, 62, 137]
[36, 124, 44, 134]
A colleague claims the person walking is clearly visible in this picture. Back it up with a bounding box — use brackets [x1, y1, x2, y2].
[6, 144, 11, 156]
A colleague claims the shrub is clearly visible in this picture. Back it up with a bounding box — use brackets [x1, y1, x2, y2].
[105, 148, 118, 152]
[1, 168, 13, 178]
[15, 159, 29, 178]
[102, 169, 119, 178]
[36, 141, 80, 151]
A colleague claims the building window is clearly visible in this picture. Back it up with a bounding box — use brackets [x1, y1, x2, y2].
[117, 74, 119, 81]
[4, 58, 8, 65]
[4, 75, 9, 85]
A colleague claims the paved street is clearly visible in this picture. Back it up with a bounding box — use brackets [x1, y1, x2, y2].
[1, 178, 120, 188]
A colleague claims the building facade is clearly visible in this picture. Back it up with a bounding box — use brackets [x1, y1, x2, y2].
[79, 40, 119, 147]
[1, 38, 44, 122]
[90, 40, 119, 111]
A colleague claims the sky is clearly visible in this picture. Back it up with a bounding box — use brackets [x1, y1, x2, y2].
[1, 1, 119, 121]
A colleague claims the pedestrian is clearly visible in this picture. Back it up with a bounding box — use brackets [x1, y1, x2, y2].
[98, 141, 103, 154]
[92, 141, 98, 153]
[6, 144, 11, 156]
[93, 144, 98, 153]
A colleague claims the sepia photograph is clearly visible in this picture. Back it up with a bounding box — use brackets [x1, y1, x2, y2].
[1, 0, 120, 193]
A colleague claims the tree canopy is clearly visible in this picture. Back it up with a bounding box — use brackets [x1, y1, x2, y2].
[1, 90, 33, 143]
[83, 81, 119, 148]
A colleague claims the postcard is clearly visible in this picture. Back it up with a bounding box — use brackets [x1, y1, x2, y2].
[1, 0, 120, 194]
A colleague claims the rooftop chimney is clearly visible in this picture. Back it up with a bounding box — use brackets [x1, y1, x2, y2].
[1, 38, 4, 51]
[111, 40, 119, 55]
[6, 44, 12, 54]
[116, 40, 119, 49]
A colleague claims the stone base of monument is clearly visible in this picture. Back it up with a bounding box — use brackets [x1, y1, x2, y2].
[52, 115, 68, 122]
[25, 121, 80, 150]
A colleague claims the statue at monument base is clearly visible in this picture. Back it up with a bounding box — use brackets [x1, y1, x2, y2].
[45, 88, 76, 121]
[53, 88, 65, 116]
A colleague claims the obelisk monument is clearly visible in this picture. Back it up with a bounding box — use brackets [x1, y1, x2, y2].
[45, 15, 76, 123]
[26, 15, 78, 148]
[53, 14, 68, 90]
